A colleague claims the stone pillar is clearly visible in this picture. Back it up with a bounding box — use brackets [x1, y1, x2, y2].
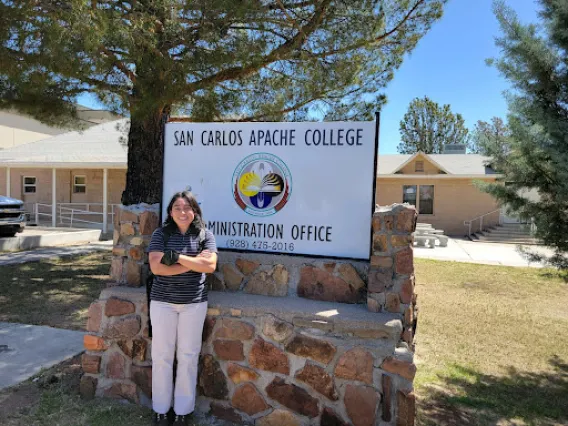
[83, 203, 160, 403]
[81, 287, 151, 403]
[110, 206, 160, 287]
[368, 204, 418, 346]
[369, 204, 418, 425]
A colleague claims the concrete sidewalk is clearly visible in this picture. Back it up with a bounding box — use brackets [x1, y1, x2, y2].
[0, 226, 103, 252]
[414, 237, 555, 267]
[0, 240, 112, 266]
[0, 323, 85, 390]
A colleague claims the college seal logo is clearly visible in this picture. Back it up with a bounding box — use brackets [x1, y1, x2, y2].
[232, 153, 292, 217]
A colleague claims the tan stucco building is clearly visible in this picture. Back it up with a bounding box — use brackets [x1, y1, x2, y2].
[377, 152, 502, 236]
[0, 120, 128, 231]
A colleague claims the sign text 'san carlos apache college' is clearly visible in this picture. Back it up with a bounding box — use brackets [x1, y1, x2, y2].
[163, 121, 376, 259]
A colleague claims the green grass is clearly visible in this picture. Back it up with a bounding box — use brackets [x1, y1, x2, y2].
[31, 389, 151, 426]
[414, 259, 568, 426]
[0, 252, 111, 329]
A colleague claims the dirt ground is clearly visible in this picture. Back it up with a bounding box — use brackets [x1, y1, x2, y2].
[0, 356, 83, 426]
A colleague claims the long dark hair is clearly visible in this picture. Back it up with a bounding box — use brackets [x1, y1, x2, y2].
[163, 191, 205, 233]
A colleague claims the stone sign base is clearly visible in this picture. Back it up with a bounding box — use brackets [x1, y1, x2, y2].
[87, 203, 419, 425]
[82, 289, 415, 426]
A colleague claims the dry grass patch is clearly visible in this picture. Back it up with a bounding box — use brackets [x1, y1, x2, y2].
[414, 259, 568, 426]
[0, 360, 235, 426]
[0, 252, 111, 329]
[0, 356, 191, 426]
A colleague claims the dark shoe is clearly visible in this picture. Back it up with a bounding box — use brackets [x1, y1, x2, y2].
[172, 414, 191, 426]
[152, 411, 170, 426]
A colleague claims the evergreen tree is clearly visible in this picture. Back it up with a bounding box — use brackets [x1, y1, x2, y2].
[469, 117, 510, 155]
[397, 96, 469, 154]
[1, 0, 446, 205]
[481, 0, 568, 268]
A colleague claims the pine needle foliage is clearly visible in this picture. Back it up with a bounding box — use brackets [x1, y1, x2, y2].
[481, 0, 568, 268]
[398, 96, 469, 154]
[1, 0, 446, 204]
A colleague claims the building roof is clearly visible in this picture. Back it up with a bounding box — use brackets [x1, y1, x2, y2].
[0, 121, 496, 176]
[0, 119, 128, 168]
[377, 153, 496, 176]
[0, 104, 122, 135]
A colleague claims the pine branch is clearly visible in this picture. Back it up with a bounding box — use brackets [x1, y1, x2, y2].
[185, 0, 332, 93]
[99, 46, 137, 83]
[232, 96, 320, 122]
[304, 0, 426, 59]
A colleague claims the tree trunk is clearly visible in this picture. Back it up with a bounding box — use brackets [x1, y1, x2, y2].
[121, 108, 169, 205]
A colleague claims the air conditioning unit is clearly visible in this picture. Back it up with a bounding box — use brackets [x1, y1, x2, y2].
[443, 144, 467, 154]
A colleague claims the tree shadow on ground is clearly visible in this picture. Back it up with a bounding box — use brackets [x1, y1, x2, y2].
[0, 253, 111, 329]
[418, 356, 568, 426]
[538, 269, 568, 283]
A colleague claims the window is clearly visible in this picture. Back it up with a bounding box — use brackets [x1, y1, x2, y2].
[23, 176, 36, 193]
[403, 185, 417, 206]
[402, 185, 434, 215]
[419, 185, 434, 215]
[415, 161, 424, 172]
[73, 175, 86, 193]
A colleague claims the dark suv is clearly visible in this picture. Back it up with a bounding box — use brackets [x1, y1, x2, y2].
[0, 196, 26, 237]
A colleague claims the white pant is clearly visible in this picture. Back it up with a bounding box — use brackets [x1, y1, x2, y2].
[150, 300, 208, 415]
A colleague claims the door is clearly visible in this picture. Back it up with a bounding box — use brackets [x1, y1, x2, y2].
[501, 206, 522, 224]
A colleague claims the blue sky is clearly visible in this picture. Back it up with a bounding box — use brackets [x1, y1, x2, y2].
[78, 0, 540, 154]
[378, 0, 539, 153]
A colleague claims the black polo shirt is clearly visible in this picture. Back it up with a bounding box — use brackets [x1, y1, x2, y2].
[148, 226, 217, 304]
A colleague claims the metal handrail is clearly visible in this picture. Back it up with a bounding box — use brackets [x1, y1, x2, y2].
[28, 202, 120, 230]
[464, 209, 502, 237]
[24, 203, 54, 224]
[58, 203, 120, 228]
[37, 203, 53, 223]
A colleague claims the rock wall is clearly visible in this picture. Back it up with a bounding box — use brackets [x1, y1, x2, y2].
[210, 252, 369, 303]
[199, 294, 417, 426]
[110, 206, 160, 287]
[90, 203, 419, 425]
[82, 290, 416, 426]
[81, 287, 151, 405]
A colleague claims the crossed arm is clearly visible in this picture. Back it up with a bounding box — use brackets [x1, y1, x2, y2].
[149, 250, 218, 276]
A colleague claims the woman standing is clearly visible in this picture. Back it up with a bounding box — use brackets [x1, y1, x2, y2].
[148, 191, 217, 426]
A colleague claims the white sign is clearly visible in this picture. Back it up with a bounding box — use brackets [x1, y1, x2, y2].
[163, 121, 377, 259]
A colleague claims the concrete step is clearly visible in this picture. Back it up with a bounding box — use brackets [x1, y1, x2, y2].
[473, 234, 540, 245]
[477, 234, 536, 240]
[0, 228, 102, 252]
[476, 240, 540, 245]
[468, 222, 539, 244]
[485, 229, 532, 236]
[484, 224, 532, 234]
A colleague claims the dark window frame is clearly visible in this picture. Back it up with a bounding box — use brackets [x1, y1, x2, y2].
[23, 176, 37, 193]
[419, 185, 434, 215]
[73, 175, 87, 194]
[402, 184, 434, 215]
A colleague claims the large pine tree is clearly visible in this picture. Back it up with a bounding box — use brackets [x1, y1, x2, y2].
[481, 0, 568, 267]
[1, 0, 446, 205]
[397, 96, 469, 154]
[468, 117, 510, 155]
